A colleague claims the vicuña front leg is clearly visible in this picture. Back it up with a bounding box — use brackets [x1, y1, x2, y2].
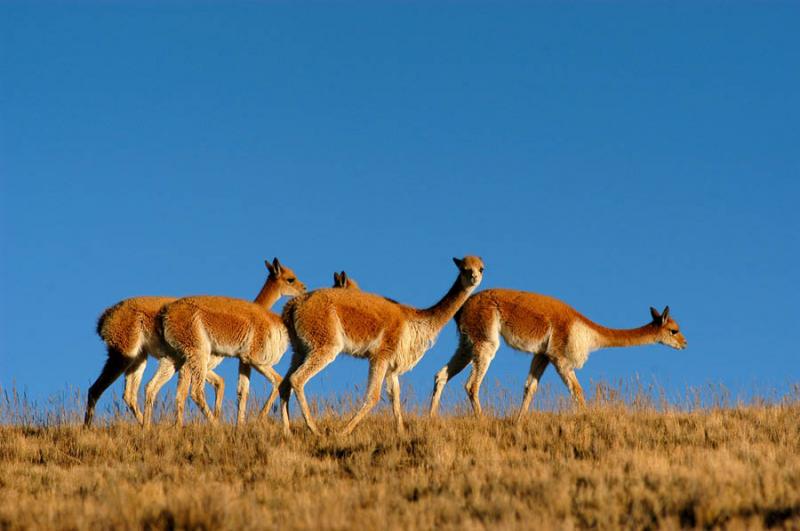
[236, 362, 252, 425]
[554, 362, 586, 407]
[430, 342, 471, 417]
[464, 339, 499, 416]
[254, 364, 282, 423]
[340, 357, 389, 436]
[516, 354, 549, 422]
[386, 370, 405, 434]
[286, 346, 339, 436]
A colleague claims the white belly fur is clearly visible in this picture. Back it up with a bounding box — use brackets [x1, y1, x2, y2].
[341, 329, 384, 359]
[500, 327, 549, 355]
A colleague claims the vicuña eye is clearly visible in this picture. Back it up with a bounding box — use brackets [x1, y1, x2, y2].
[670, 329, 678, 335]
[479, 267, 484, 273]
[288, 278, 296, 284]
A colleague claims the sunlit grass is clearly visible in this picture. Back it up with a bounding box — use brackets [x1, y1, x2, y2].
[1, 381, 798, 529]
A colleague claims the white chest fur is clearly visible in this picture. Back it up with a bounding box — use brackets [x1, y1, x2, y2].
[393, 321, 436, 373]
[564, 321, 599, 369]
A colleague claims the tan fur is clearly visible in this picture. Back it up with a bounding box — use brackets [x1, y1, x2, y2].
[280, 256, 484, 436]
[429, 289, 687, 419]
[158, 259, 306, 426]
[85, 297, 225, 426]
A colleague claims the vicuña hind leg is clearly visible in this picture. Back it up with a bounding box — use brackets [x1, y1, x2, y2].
[187, 350, 216, 423]
[85, 347, 133, 427]
[385, 370, 405, 434]
[284, 346, 339, 436]
[143, 357, 224, 427]
[554, 361, 586, 407]
[207, 355, 225, 419]
[430, 342, 472, 417]
[123, 353, 147, 424]
[464, 340, 499, 416]
[340, 357, 389, 436]
[143, 357, 176, 428]
[279, 349, 306, 434]
[174, 363, 191, 426]
[516, 354, 550, 422]
[254, 365, 282, 423]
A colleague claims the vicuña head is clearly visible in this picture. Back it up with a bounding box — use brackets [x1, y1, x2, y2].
[263, 257, 307, 299]
[333, 271, 360, 289]
[453, 256, 484, 288]
[649, 306, 687, 350]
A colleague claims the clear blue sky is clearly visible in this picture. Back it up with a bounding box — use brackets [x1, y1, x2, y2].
[1, 3, 798, 416]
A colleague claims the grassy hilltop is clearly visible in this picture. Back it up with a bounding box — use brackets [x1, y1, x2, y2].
[1, 384, 799, 530]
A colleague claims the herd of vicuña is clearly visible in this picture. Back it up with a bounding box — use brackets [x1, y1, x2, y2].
[86, 256, 687, 435]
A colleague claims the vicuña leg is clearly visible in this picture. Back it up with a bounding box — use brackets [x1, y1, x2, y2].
[285, 346, 339, 436]
[516, 354, 550, 422]
[554, 361, 586, 407]
[278, 349, 306, 434]
[340, 357, 389, 436]
[186, 349, 216, 423]
[207, 355, 225, 419]
[123, 353, 147, 424]
[143, 357, 176, 428]
[206, 370, 225, 420]
[430, 341, 472, 416]
[385, 370, 405, 434]
[143, 356, 224, 427]
[174, 363, 191, 426]
[85, 347, 132, 426]
[254, 364, 282, 422]
[464, 339, 499, 416]
[236, 362, 251, 425]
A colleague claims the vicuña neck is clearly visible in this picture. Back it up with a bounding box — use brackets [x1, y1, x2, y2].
[416, 278, 473, 332]
[589, 321, 659, 349]
[253, 277, 281, 309]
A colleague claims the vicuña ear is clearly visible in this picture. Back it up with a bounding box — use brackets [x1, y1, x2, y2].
[661, 306, 670, 321]
[453, 257, 464, 268]
[650, 306, 662, 323]
[265, 260, 275, 275]
[333, 272, 341, 285]
[272, 257, 283, 276]
[341, 271, 349, 283]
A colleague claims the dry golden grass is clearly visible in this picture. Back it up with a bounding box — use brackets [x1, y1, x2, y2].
[1, 384, 799, 530]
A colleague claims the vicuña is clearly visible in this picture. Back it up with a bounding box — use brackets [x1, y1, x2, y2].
[280, 256, 484, 436]
[86, 297, 225, 426]
[157, 258, 306, 426]
[429, 289, 687, 419]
